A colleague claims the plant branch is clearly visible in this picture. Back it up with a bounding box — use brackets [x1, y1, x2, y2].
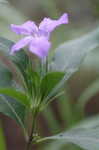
[26, 110, 38, 150]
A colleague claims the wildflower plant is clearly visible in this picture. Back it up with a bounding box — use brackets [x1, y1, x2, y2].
[0, 11, 99, 150]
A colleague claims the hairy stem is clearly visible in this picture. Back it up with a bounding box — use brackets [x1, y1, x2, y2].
[26, 110, 38, 150]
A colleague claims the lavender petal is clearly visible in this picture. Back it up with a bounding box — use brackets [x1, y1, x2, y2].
[11, 21, 38, 35]
[10, 36, 32, 54]
[39, 13, 69, 33]
[29, 37, 51, 59]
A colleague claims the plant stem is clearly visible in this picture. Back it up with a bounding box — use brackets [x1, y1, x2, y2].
[26, 110, 38, 150]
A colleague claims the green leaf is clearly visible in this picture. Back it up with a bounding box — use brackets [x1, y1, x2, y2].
[0, 37, 29, 69]
[52, 28, 99, 71]
[0, 88, 30, 108]
[0, 37, 29, 88]
[50, 28, 99, 101]
[50, 28, 99, 95]
[39, 128, 99, 150]
[40, 72, 64, 100]
[0, 64, 12, 87]
[77, 115, 99, 129]
[44, 140, 79, 150]
[0, 95, 28, 139]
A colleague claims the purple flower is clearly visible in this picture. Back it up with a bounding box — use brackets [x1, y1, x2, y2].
[11, 13, 69, 59]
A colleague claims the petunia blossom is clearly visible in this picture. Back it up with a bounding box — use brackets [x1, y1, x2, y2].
[10, 13, 69, 59]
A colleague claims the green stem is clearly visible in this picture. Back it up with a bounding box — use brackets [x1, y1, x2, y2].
[26, 110, 38, 150]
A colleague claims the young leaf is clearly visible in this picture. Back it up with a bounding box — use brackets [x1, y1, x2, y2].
[26, 70, 40, 98]
[39, 128, 99, 150]
[0, 88, 30, 108]
[40, 72, 64, 101]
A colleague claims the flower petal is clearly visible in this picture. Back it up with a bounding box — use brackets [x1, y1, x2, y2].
[39, 13, 69, 33]
[11, 21, 38, 35]
[10, 36, 32, 54]
[29, 37, 51, 59]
